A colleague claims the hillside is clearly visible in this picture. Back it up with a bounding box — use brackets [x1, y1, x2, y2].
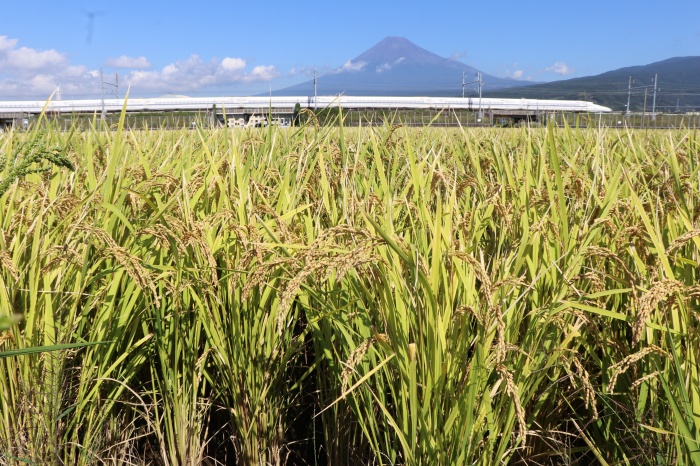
[274, 37, 534, 96]
[484, 56, 700, 112]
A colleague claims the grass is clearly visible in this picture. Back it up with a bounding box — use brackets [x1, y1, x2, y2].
[0, 116, 699, 465]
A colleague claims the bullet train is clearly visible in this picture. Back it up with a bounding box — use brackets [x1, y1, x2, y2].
[0, 95, 612, 115]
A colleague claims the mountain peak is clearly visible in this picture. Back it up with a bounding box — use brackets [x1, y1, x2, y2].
[354, 36, 449, 67]
[274, 37, 531, 97]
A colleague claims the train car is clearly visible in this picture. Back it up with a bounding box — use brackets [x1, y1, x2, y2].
[0, 95, 612, 116]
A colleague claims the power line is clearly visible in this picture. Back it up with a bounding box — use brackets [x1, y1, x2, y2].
[100, 67, 119, 120]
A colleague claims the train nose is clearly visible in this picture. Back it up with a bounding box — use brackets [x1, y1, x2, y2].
[588, 103, 612, 113]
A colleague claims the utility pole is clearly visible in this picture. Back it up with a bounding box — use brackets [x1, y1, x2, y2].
[100, 67, 119, 120]
[476, 72, 483, 120]
[100, 68, 105, 120]
[313, 67, 317, 110]
[55, 84, 62, 117]
[651, 73, 658, 121]
[462, 72, 483, 120]
[626, 76, 633, 117]
[626, 75, 657, 124]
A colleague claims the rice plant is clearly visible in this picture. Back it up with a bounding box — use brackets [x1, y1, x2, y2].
[0, 116, 699, 465]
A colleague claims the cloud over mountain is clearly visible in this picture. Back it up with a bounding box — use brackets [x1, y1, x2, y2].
[546, 62, 573, 76]
[331, 60, 368, 74]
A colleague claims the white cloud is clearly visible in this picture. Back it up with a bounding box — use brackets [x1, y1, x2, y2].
[0, 36, 67, 75]
[288, 66, 318, 77]
[105, 55, 151, 69]
[376, 63, 391, 73]
[545, 62, 573, 76]
[376, 57, 405, 74]
[28, 74, 58, 93]
[162, 63, 178, 75]
[331, 60, 367, 74]
[221, 57, 246, 71]
[0, 36, 94, 97]
[245, 65, 279, 82]
[504, 69, 524, 80]
[0, 81, 19, 95]
[63, 65, 88, 77]
[0, 36, 280, 98]
[126, 55, 279, 92]
[0, 36, 18, 52]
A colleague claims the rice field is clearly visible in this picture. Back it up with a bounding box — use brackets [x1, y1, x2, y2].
[0, 115, 699, 465]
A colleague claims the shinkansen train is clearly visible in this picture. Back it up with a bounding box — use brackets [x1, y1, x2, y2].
[0, 95, 612, 115]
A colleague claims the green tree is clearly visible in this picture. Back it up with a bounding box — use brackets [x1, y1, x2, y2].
[292, 102, 302, 126]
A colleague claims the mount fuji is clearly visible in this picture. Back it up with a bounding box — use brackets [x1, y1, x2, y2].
[274, 37, 534, 97]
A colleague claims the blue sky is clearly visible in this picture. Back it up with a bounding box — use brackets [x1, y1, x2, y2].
[1, 0, 698, 99]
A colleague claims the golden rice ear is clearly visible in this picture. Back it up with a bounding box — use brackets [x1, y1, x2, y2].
[666, 229, 700, 255]
[0, 250, 18, 281]
[608, 345, 669, 393]
[341, 337, 376, 393]
[634, 280, 685, 344]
